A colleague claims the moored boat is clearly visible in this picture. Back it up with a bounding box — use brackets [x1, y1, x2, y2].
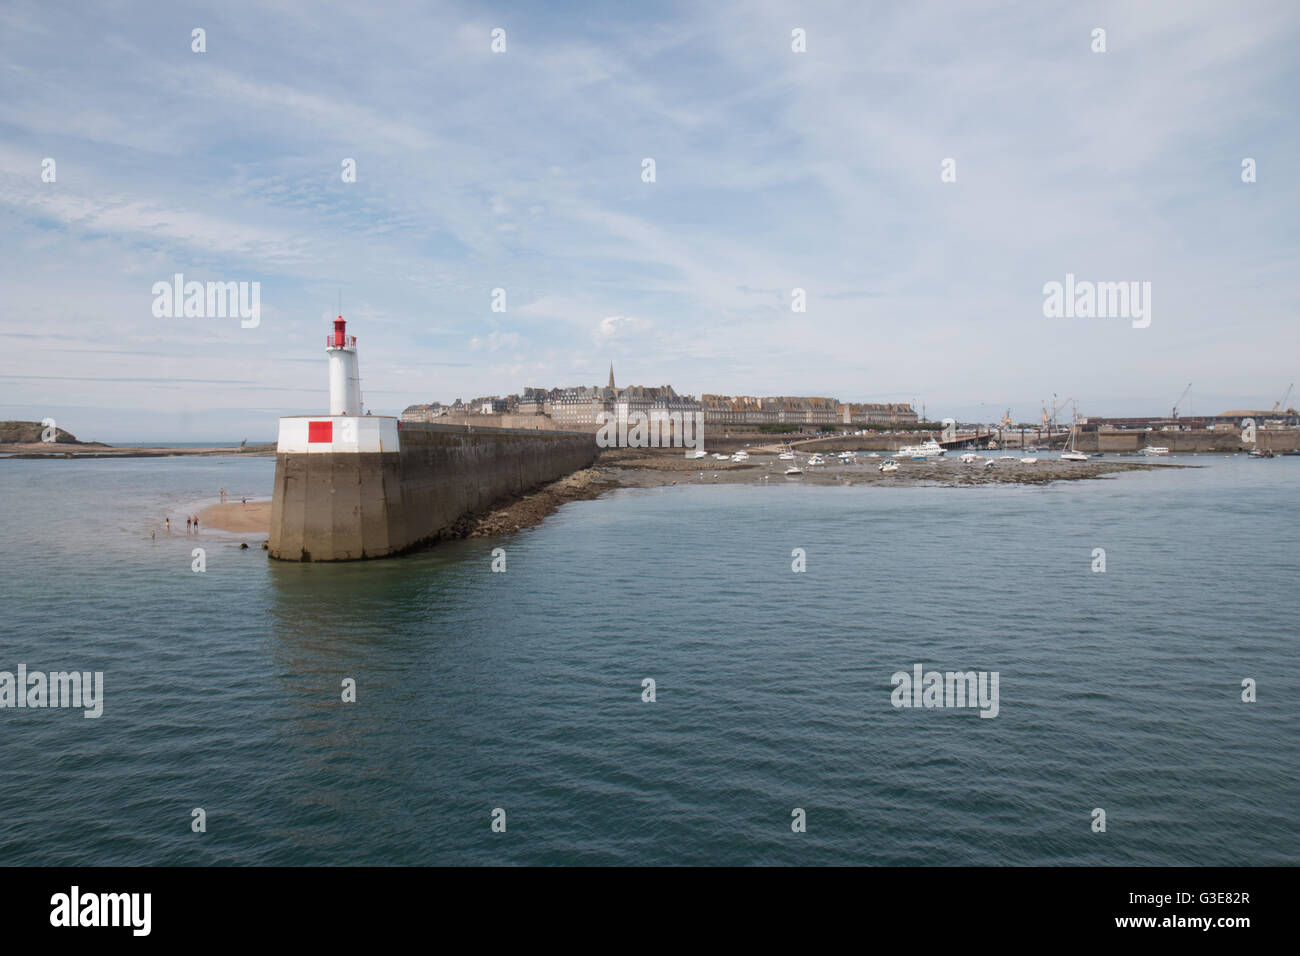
[897, 438, 945, 458]
[1060, 422, 1090, 461]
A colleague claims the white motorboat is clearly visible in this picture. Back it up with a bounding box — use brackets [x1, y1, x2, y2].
[1140, 446, 1170, 456]
[713, 453, 730, 460]
[784, 466, 803, 475]
[896, 438, 945, 458]
[837, 451, 856, 461]
[806, 454, 826, 466]
[960, 452, 979, 464]
[778, 451, 795, 461]
[878, 458, 899, 473]
[689, 449, 706, 459]
[1020, 457, 1039, 464]
[730, 451, 750, 462]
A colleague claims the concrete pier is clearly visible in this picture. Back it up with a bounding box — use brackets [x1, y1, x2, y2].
[268, 419, 598, 561]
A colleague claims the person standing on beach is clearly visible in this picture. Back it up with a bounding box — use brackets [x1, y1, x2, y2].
[186, 516, 192, 531]
[165, 517, 170, 531]
[193, 515, 199, 530]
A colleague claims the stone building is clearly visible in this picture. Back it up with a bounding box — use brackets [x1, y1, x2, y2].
[702, 395, 842, 426]
[839, 402, 920, 427]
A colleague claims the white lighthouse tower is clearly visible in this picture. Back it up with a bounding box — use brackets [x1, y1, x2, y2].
[274, 314, 399, 456]
[327, 316, 363, 415]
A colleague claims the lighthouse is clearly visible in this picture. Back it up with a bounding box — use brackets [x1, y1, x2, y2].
[327, 316, 363, 415]
[273, 315, 398, 457]
[268, 311, 600, 562]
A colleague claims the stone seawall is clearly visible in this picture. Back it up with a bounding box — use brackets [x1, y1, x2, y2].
[1086, 428, 1299, 453]
[268, 422, 598, 561]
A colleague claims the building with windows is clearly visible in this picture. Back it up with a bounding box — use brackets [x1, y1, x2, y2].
[702, 395, 848, 427]
[839, 402, 920, 427]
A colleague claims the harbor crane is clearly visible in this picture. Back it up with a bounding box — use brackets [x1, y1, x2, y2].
[1171, 382, 1192, 420]
[1272, 383, 1294, 414]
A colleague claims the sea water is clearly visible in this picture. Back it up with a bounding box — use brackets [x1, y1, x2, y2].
[0, 454, 1295, 865]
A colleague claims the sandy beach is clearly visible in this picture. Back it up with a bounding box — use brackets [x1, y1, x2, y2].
[198, 501, 272, 533]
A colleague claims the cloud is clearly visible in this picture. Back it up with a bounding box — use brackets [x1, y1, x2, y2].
[469, 331, 521, 352]
[598, 315, 648, 338]
[1, 0, 1297, 440]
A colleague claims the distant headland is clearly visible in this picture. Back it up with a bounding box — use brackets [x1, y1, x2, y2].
[0, 421, 274, 458]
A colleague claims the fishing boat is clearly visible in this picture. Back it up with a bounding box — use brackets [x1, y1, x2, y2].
[1248, 447, 1274, 459]
[878, 458, 899, 473]
[1140, 446, 1170, 457]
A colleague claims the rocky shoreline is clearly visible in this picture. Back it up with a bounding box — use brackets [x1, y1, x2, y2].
[436, 448, 1182, 539]
[436, 467, 619, 539]
[594, 447, 1179, 487]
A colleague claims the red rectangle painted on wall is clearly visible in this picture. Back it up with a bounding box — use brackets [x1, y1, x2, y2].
[307, 420, 333, 443]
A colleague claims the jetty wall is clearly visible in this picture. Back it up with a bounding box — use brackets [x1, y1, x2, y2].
[269, 420, 598, 561]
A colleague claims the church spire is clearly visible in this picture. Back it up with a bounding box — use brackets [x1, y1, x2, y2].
[608, 363, 615, 390]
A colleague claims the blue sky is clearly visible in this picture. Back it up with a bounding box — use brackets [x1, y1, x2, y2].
[2, 0, 1297, 441]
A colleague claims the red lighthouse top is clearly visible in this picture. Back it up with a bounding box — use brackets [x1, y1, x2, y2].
[328, 316, 356, 349]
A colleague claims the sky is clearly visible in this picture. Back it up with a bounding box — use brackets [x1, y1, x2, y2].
[1, 0, 1297, 441]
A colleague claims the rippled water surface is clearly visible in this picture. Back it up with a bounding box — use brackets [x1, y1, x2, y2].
[0, 453, 1296, 865]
